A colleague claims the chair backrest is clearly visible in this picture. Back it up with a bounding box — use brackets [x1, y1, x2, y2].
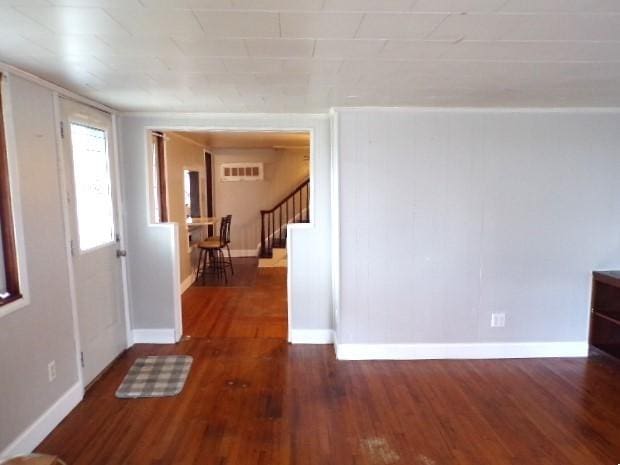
[224, 214, 232, 245]
[217, 216, 227, 247]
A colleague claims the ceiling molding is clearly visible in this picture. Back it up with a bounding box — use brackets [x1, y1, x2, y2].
[166, 132, 207, 149]
[273, 145, 310, 149]
[121, 112, 330, 119]
[332, 106, 620, 113]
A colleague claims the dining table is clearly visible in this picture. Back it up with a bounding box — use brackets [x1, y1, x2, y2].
[186, 216, 218, 228]
[186, 217, 218, 249]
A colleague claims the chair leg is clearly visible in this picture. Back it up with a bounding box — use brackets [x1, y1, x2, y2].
[220, 249, 228, 284]
[214, 249, 220, 279]
[197, 247, 229, 285]
[202, 249, 210, 284]
[195, 248, 204, 282]
[226, 244, 234, 275]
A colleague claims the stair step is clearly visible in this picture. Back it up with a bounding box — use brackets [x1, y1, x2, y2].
[271, 238, 287, 248]
[258, 248, 287, 268]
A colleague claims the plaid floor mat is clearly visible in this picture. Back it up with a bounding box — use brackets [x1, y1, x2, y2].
[115, 355, 193, 398]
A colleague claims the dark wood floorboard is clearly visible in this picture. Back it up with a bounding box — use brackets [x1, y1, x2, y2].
[35, 267, 620, 465]
[183, 263, 287, 340]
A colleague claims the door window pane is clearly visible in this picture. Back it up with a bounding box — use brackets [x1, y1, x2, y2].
[70, 123, 115, 251]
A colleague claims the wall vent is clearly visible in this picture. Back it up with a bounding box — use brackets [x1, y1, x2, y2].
[221, 162, 263, 181]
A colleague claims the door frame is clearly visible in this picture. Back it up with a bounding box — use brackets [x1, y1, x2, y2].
[204, 150, 214, 236]
[144, 125, 316, 344]
[53, 94, 132, 390]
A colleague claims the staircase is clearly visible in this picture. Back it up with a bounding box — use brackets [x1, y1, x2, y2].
[260, 178, 309, 258]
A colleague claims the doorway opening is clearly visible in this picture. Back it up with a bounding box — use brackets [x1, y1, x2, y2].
[147, 130, 311, 341]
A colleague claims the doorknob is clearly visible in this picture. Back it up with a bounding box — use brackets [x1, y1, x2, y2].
[116, 249, 127, 258]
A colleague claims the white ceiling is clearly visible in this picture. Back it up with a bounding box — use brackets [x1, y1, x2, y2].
[174, 130, 310, 149]
[1, 0, 620, 112]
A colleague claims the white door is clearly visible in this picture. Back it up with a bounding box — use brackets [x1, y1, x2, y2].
[60, 98, 126, 385]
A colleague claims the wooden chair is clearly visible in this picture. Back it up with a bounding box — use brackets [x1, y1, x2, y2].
[196, 217, 228, 284]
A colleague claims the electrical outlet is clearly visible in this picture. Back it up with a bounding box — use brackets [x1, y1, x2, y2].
[48, 360, 56, 382]
[491, 313, 506, 328]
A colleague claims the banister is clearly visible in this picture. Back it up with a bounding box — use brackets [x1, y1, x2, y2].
[262, 178, 309, 214]
[259, 178, 310, 258]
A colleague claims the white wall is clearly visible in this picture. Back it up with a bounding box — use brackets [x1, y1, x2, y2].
[334, 108, 620, 357]
[119, 114, 332, 338]
[0, 74, 80, 454]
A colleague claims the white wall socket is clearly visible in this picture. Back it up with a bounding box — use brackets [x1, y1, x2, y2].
[47, 360, 56, 382]
[491, 313, 506, 328]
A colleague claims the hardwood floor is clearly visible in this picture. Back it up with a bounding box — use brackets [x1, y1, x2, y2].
[183, 261, 287, 339]
[192, 257, 260, 289]
[36, 267, 620, 464]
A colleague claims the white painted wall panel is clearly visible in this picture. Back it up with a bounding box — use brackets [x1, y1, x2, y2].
[336, 109, 620, 345]
[119, 117, 178, 331]
[0, 76, 78, 452]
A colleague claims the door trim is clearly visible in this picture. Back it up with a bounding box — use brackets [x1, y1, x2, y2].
[52, 93, 84, 391]
[53, 94, 131, 389]
[112, 113, 133, 347]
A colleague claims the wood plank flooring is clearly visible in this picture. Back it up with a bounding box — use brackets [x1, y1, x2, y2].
[36, 267, 620, 465]
[192, 257, 260, 289]
[183, 262, 287, 339]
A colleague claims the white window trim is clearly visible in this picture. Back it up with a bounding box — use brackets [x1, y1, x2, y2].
[0, 73, 30, 319]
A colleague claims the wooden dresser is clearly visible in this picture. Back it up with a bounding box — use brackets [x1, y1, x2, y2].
[590, 270, 620, 358]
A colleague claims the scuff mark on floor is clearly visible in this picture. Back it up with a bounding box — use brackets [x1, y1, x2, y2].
[360, 437, 400, 464]
[415, 454, 437, 465]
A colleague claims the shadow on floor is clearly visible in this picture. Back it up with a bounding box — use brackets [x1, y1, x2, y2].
[193, 257, 259, 288]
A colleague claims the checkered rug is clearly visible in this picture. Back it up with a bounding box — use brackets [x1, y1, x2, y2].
[115, 355, 193, 398]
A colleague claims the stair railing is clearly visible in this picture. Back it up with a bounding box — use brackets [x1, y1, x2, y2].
[260, 178, 309, 258]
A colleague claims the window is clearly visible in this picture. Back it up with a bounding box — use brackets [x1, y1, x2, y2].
[0, 73, 22, 305]
[221, 162, 263, 181]
[69, 123, 115, 251]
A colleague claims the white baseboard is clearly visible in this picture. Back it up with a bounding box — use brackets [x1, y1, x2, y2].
[335, 341, 589, 360]
[180, 274, 194, 293]
[132, 328, 177, 344]
[0, 382, 83, 459]
[230, 249, 257, 258]
[290, 329, 335, 344]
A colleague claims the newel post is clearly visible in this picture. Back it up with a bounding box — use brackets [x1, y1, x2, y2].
[260, 210, 267, 257]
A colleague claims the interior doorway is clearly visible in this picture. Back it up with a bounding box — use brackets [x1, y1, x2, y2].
[146, 130, 311, 341]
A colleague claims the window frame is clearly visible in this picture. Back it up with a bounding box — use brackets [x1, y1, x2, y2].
[0, 72, 26, 313]
[152, 132, 168, 222]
